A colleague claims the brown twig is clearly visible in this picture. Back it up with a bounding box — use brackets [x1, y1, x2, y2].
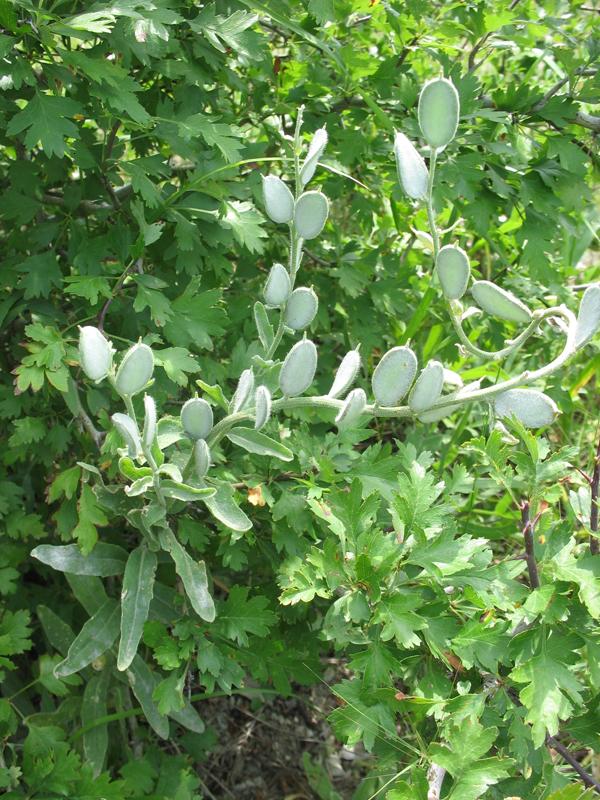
[547, 735, 600, 793]
[589, 437, 600, 555]
[97, 258, 143, 332]
[520, 500, 540, 589]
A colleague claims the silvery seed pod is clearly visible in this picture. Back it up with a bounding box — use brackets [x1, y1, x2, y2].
[284, 287, 318, 330]
[294, 191, 329, 239]
[393, 131, 429, 200]
[335, 387, 367, 429]
[471, 281, 532, 324]
[230, 368, 254, 413]
[328, 348, 361, 398]
[115, 343, 154, 397]
[78, 326, 113, 382]
[142, 394, 157, 449]
[494, 388, 558, 428]
[180, 397, 213, 440]
[264, 263, 291, 307]
[300, 127, 328, 186]
[112, 412, 142, 458]
[194, 438, 211, 479]
[436, 245, 470, 300]
[575, 284, 600, 348]
[408, 360, 444, 413]
[372, 346, 418, 407]
[442, 368, 464, 389]
[279, 338, 318, 397]
[262, 175, 294, 224]
[418, 77, 460, 149]
[254, 385, 272, 430]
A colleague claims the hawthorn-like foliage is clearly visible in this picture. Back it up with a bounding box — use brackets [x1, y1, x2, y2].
[1, 2, 599, 799]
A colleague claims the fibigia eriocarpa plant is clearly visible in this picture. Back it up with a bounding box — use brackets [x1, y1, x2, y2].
[31, 78, 600, 695]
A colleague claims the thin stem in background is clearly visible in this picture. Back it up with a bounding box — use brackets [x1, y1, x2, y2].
[589, 436, 600, 555]
[520, 500, 540, 589]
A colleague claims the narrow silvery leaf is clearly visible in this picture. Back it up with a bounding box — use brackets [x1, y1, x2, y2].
[575, 284, 600, 348]
[160, 480, 215, 502]
[194, 439, 211, 479]
[127, 656, 169, 739]
[471, 281, 532, 324]
[125, 475, 154, 497]
[284, 287, 318, 330]
[494, 388, 559, 428]
[31, 543, 127, 577]
[393, 131, 428, 200]
[335, 387, 367, 429]
[372, 346, 418, 407]
[112, 412, 142, 458]
[180, 397, 213, 440]
[300, 126, 328, 186]
[117, 545, 157, 671]
[115, 343, 154, 397]
[82, 670, 110, 776]
[264, 263, 291, 307]
[436, 245, 470, 300]
[142, 394, 157, 448]
[54, 599, 120, 677]
[254, 385, 272, 430]
[328, 348, 361, 398]
[204, 483, 252, 532]
[409, 360, 444, 412]
[79, 326, 113, 382]
[279, 338, 318, 396]
[227, 427, 293, 461]
[159, 530, 215, 622]
[262, 175, 294, 224]
[418, 77, 460, 149]
[230, 368, 254, 413]
[254, 301, 274, 350]
[294, 191, 329, 239]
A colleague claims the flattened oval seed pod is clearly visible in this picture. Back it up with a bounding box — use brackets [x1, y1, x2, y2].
[294, 191, 329, 240]
[254, 385, 272, 430]
[142, 394, 157, 449]
[328, 348, 362, 398]
[408, 360, 444, 413]
[264, 263, 291, 307]
[115, 343, 154, 397]
[335, 388, 367, 429]
[393, 131, 429, 200]
[494, 388, 558, 428]
[442, 368, 464, 389]
[279, 339, 318, 397]
[418, 77, 460, 149]
[300, 127, 328, 187]
[284, 287, 318, 330]
[194, 439, 211, 479]
[372, 346, 418, 407]
[575, 284, 600, 348]
[180, 398, 213, 441]
[436, 245, 470, 300]
[112, 413, 141, 458]
[262, 175, 294, 224]
[79, 326, 113, 382]
[471, 281, 532, 324]
[230, 368, 254, 413]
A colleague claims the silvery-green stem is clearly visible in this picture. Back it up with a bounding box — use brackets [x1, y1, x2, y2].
[123, 393, 165, 508]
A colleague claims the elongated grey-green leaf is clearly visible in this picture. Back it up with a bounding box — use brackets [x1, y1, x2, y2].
[436, 245, 470, 300]
[372, 346, 418, 407]
[159, 529, 215, 622]
[393, 131, 428, 200]
[54, 598, 120, 677]
[471, 281, 532, 324]
[227, 426, 293, 461]
[127, 655, 169, 739]
[82, 669, 110, 776]
[409, 360, 444, 413]
[204, 482, 253, 532]
[300, 126, 328, 186]
[575, 284, 600, 348]
[328, 348, 361, 398]
[117, 545, 157, 672]
[262, 175, 294, 224]
[494, 388, 558, 428]
[418, 77, 460, 149]
[279, 338, 318, 397]
[32, 543, 127, 577]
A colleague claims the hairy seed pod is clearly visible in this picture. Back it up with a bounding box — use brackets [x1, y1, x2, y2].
[436, 245, 470, 300]
[112, 413, 141, 458]
[393, 131, 429, 200]
[328, 348, 361, 398]
[409, 360, 444, 412]
[372, 346, 418, 407]
[300, 127, 328, 186]
[194, 439, 211, 479]
[180, 397, 213, 440]
[443, 368, 464, 389]
[264, 263, 291, 307]
[230, 368, 254, 413]
[575, 284, 600, 348]
[294, 191, 329, 239]
[262, 175, 294, 224]
[115, 343, 154, 397]
[254, 385, 272, 430]
[335, 388, 367, 429]
[142, 394, 157, 448]
[471, 281, 532, 324]
[494, 388, 558, 428]
[78, 326, 113, 382]
[279, 339, 318, 397]
[284, 287, 318, 330]
[418, 77, 460, 149]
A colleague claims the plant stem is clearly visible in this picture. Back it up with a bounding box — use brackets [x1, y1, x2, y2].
[521, 500, 540, 589]
[590, 437, 600, 555]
